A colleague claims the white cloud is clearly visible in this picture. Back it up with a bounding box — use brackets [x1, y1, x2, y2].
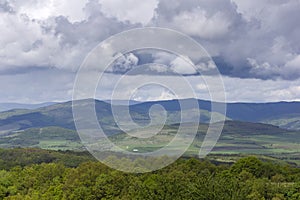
[110, 52, 139, 73]
[170, 56, 197, 75]
[98, 0, 158, 25]
[0, 11, 60, 70]
[152, 51, 176, 65]
[7, 0, 88, 22]
[248, 54, 300, 80]
[131, 85, 176, 101]
[222, 77, 300, 103]
[152, 0, 245, 40]
[0, 0, 140, 73]
[196, 60, 216, 72]
[172, 8, 232, 39]
[148, 64, 168, 73]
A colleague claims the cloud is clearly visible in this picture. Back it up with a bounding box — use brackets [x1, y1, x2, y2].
[284, 55, 300, 79]
[169, 56, 197, 75]
[5, 0, 88, 22]
[151, 0, 300, 80]
[142, 51, 218, 76]
[152, 0, 245, 40]
[2, 0, 300, 80]
[171, 8, 233, 39]
[1, 0, 300, 103]
[221, 76, 300, 103]
[131, 85, 176, 101]
[0, 0, 14, 13]
[247, 54, 300, 80]
[109, 52, 139, 73]
[95, 74, 300, 103]
[0, 11, 60, 72]
[148, 64, 168, 73]
[98, 0, 158, 25]
[222, 0, 300, 80]
[0, 0, 140, 74]
[152, 51, 176, 65]
[106, 51, 217, 76]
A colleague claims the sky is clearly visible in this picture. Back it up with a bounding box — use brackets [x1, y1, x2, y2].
[0, 0, 300, 103]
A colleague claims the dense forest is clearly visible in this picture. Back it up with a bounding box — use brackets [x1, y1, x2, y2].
[1, 148, 300, 199]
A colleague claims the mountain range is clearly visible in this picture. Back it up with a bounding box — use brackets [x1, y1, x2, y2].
[1, 98, 300, 134]
[0, 98, 300, 163]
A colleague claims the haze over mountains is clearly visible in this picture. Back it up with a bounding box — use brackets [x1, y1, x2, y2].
[0, 102, 56, 112]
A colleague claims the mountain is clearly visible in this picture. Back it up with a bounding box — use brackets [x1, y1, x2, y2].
[0, 99, 227, 135]
[0, 99, 300, 136]
[0, 98, 300, 163]
[0, 102, 56, 112]
[130, 99, 300, 130]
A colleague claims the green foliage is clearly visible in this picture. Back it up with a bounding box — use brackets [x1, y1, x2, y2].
[231, 157, 269, 177]
[0, 148, 300, 199]
[0, 148, 95, 170]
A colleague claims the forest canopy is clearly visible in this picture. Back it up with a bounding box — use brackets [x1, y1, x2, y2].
[0, 148, 300, 199]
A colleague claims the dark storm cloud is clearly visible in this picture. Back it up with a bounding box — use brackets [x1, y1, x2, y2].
[151, 0, 300, 80]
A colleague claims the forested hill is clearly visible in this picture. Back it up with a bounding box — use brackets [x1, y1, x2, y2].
[1, 148, 300, 199]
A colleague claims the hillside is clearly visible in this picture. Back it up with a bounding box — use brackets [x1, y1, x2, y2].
[0, 99, 227, 135]
[1, 120, 300, 165]
[0, 99, 300, 164]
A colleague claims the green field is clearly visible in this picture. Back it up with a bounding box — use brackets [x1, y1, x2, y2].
[1, 121, 300, 165]
[0, 127, 84, 151]
[106, 121, 300, 165]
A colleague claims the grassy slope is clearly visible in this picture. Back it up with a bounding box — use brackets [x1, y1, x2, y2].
[0, 127, 83, 151]
[0, 99, 300, 165]
[107, 121, 300, 165]
[0, 121, 300, 165]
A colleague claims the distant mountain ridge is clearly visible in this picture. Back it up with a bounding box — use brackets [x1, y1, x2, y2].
[0, 102, 56, 112]
[130, 99, 300, 129]
[0, 99, 300, 135]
